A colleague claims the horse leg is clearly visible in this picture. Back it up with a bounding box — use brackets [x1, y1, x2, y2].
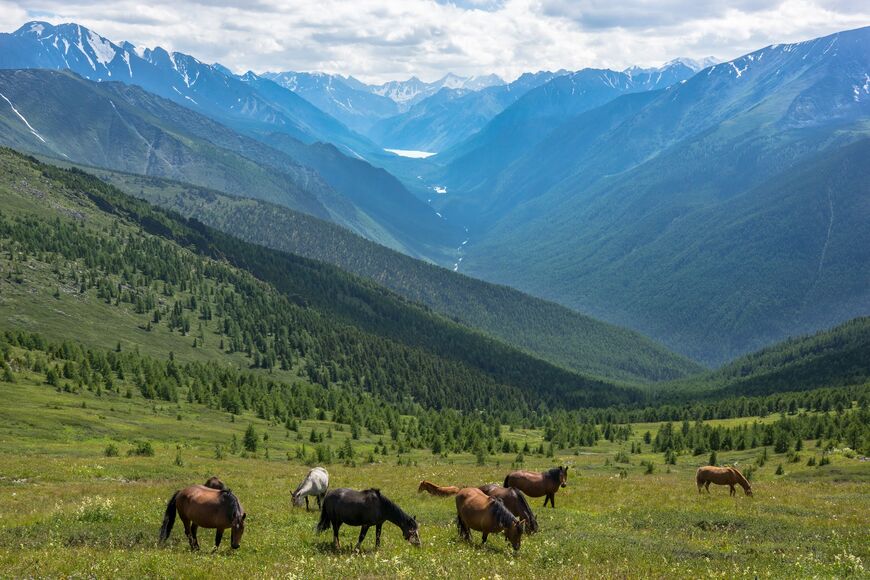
[332, 522, 341, 551]
[375, 523, 382, 549]
[181, 515, 195, 550]
[317, 494, 323, 510]
[705, 482, 711, 493]
[355, 526, 370, 552]
[305, 496, 310, 511]
[481, 532, 488, 545]
[551, 493, 556, 509]
[457, 516, 470, 541]
[729, 485, 735, 497]
[191, 523, 200, 550]
[214, 528, 224, 551]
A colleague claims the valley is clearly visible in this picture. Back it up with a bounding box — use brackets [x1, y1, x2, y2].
[0, 11, 868, 579]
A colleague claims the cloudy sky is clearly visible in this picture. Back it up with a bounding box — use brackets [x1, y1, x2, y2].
[2, 0, 868, 82]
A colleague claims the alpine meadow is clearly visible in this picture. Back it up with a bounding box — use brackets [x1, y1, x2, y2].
[0, 4, 868, 580]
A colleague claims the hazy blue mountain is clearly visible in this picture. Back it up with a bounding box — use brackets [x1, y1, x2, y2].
[367, 71, 566, 152]
[453, 27, 870, 363]
[0, 69, 459, 256]
[429, 62, 699, 203]
[262, 71, 399, 132]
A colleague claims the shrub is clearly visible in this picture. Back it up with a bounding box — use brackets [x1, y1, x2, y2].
[615, 450, 631, 464]
[819, 455, 831, 466]
[775, 464, 784, 475]
[104, 444, 119, 457]
[127, 441, 154, 457]
[806, 456, 817, 466]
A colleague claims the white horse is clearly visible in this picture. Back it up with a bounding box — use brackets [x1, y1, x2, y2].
[292, 467, 329, 511]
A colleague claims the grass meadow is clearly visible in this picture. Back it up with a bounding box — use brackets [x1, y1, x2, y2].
[0, 371, 868, 579]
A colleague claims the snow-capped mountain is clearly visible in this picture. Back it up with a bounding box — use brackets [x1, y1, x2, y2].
[368, 70, 568, 152]
[368, 73, 505, 111]
[263, 71, 398, 132]
[0, 21, 381, 158]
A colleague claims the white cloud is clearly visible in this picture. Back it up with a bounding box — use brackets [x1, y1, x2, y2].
[6, 0, 870, 82]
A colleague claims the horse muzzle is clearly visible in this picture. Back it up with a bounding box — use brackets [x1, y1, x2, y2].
[560, 483, 567, 488]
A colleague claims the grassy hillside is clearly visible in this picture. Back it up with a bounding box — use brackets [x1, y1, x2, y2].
[75, 164, 702, 384]
[0, 338, 867, 577]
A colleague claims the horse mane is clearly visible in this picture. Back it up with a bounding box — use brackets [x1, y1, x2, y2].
[729, 467, 751, 489]
[543, 467, 562, 482]
[512, 488, 533, 517]
[489, 497, 518, 529]
[368, 489, 414, 527]
[221, 488, 243, 523]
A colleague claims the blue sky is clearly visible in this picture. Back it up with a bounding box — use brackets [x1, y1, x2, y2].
[2, 1, 868, 82]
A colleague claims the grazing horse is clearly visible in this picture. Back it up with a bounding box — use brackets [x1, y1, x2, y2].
[696, 466, 752, 496]
[316, 488, 420, 551]
[478, 484, 539, 533]
[418, 480, 461, 496]
[204, 476, 227, 490]
[504, 466, 569, 508]
[292, 467, 329, 511]
[455, 487, 525, 551]
[159, 485, 246, 550]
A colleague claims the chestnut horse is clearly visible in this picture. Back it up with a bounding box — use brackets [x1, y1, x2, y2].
[696, 466, 752, 496]
[159, 485, 246, 550]
[478, 484, 539, 533]
[504, 466, 569, 508]
[456, 487, 525, 551]
[418, 480, 460, 496]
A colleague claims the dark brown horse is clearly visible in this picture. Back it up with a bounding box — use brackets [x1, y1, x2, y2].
[204, 476, 227, 490]
[504, 466, 569, 508]
[316, 488, 420, 551]
[159, 485, 246, 550]
[456, 487, 525, 551]
[696, 466, 752, 496]
[418, 480, 461, 496]
[478, 484, 539, 533]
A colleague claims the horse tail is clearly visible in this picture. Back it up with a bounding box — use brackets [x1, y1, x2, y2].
[159, 491, 179, 542]
[695, 468, 704, 486]
[315, 503, 331, 534]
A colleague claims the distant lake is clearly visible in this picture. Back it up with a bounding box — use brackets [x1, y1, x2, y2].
[384, 148, 436, 158]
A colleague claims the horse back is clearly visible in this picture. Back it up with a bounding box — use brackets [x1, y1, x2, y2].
[505, 471, 548, 497]
[175, 485, 232, 529]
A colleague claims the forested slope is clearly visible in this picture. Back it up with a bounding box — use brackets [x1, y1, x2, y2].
[83, 165, 702, 383]
[0, 148, 640, 413]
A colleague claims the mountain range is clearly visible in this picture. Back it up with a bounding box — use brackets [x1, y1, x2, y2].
[0, 18, 867, 371]
[431, 27, 870, 363]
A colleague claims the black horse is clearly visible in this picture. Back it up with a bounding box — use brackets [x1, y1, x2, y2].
[315, 488, 421, 551]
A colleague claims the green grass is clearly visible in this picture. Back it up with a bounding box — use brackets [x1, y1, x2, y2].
[1, 371, 867, 578]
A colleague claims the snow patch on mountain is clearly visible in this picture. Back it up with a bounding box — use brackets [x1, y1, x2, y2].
[0, 91, 47, 143]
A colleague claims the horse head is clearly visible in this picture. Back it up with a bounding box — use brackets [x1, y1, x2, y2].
[559, 466, 569, 488]
[402, 515, 421, 547]
[505, 517, 525, 551]
[231, 511, 246, 549]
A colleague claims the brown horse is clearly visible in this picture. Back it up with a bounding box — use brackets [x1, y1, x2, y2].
[478, 484, 539, 533]
[696, 466, 752, 496]
[504, 466, 569, 508]
[159, 485, 246, 550]
[418, 480, 461, 496]
[456, 487, 525, 551]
